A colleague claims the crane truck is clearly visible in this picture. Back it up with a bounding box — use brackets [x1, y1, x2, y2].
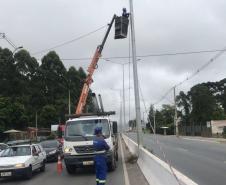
[62, 10, 129, 174]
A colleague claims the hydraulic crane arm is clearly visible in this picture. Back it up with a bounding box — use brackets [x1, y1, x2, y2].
[75, 15, 116, 115]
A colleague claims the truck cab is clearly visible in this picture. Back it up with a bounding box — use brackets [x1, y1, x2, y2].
[63, 116, 118, 174]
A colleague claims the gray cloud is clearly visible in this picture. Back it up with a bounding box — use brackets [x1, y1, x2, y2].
[1, 0, 226, 124]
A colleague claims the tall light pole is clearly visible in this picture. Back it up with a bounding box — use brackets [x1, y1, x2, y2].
[153, 106, 156, 134]
[68, 79, 71, 115]
[174, 86, 179, 136]
[119, 91, 123, 133]
[12, 46, 23, 56]
[68, 89, 71, 115]
[35, 111, 38, 141]
[110, 86, 131, 132]
[129, 0, 143, 148]
[122, 64, 126, 132]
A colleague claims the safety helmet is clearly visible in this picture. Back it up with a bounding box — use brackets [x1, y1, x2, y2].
[94, 127, 102, 135]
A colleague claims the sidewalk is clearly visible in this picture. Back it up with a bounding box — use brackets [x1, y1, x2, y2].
[120, 137, 149, 185]
[181, 136, 226, 144]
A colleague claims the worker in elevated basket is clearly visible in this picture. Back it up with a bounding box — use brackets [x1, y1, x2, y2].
[93, 127, 110, 185]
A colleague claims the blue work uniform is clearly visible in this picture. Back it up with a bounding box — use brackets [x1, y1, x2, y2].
[93, 136, 110, 185]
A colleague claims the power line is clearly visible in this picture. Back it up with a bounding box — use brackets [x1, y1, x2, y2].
[175, 47, 226, 88]
[31, 25, 107, 56]
[154, 46, 226, 106]
[138, 79, 181, 185]
[0, 33, 17, 49]
[47, 48, 226, 62]
[137, 49, 226, 58]
[154, 87, 174, 105]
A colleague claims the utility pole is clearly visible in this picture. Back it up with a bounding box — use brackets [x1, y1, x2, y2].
[35, 111, 38, 141]
[174, 86, 179, 137]
[122, 64, 126, 132]
[129, 0, 143, 148]
[128, 28, 131, 128]
[68, 89, 71, 115]
[119, 91, 123, 133]
[143, 112, 145, 125]
[153, 106, 156, 134]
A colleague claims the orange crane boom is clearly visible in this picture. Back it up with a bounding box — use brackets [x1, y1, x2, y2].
[75, 15, 116, 115]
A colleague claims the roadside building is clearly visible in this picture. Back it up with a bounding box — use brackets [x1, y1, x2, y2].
[211, 120, 226, 136]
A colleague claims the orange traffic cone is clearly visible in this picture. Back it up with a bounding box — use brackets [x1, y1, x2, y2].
[57, 155, 63, 175]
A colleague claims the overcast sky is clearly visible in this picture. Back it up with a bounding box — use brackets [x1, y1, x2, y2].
[1, 0, 226, 126]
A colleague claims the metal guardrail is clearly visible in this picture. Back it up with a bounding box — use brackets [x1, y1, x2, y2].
[122, 134, 198, 185]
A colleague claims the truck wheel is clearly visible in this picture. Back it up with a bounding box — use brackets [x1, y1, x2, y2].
[115, 151, 119, 161]
[108, 155, 117, 171]
[66, 164, 75, 174]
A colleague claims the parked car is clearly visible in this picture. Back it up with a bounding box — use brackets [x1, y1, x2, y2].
[0, 144, 46, 179]
[6, 140, 31, 146]
[0, 143, 8, 156]
[40, 140, 62, 162]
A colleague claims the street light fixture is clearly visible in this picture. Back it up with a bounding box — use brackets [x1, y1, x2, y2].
[12, 46, 23, 56]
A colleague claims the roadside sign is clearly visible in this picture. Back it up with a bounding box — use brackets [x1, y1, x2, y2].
[206, 121, 211, 128]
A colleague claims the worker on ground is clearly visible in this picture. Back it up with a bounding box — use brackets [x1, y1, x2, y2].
[93, 127, 110, 185]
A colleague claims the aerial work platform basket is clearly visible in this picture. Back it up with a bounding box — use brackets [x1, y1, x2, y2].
[114, 16, 129, 39]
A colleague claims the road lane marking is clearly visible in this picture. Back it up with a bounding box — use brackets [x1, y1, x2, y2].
[119, 137, 131, 185]
[182, 137, 219, 144]
[176, 147, 188, 152]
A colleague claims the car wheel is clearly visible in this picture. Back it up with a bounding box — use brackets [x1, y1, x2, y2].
[66, 164, 75, 174]
[40, 161, 45, 172]
[25, 166, 32, 179]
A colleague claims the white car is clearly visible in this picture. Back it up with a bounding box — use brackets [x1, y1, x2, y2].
[0, 144, 46, 179]
[0, 143, 8, 156]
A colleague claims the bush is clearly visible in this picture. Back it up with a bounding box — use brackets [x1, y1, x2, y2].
[223, 126, 226, 138]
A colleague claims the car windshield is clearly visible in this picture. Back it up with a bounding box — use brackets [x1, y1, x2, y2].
[65, 119, 110, 141]
[40, 140, 58, 148]
[0, 144, 8, 151]
[1, 146, 31, 157]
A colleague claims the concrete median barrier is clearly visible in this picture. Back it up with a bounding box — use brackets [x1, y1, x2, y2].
[122, 134, 198, 185]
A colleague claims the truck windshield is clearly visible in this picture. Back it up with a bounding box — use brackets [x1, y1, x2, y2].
[65, 119, 110, 141]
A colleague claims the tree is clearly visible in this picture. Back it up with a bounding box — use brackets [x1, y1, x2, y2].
[0, 47, 19, 97]
[0, 46, 106, 131]
[128, 119, 136, 129]
[66, 66, 82, 113]
[147, 104, 175, 134]
[223, 84, 226, 113]
[40, 51, 67, 105]
[223, 126, 226, 138]
[39, 105, 58, 128]
[160, 105, 174, 125]
[14, 50, 39, 78]
[189, 84, 216, 126]
[176, 91, 191, 126]
[0, 96, 28, 131]
[148, 104, 155, 127]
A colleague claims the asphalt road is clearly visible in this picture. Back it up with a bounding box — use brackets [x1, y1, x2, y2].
[127, 133, 226, 185]
[0, 148, 125, 185]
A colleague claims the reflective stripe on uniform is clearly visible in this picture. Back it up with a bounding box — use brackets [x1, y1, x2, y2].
[99, 180, 106, 183]
[96, 179, 99, 182]
[94, 150, 105, 154]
